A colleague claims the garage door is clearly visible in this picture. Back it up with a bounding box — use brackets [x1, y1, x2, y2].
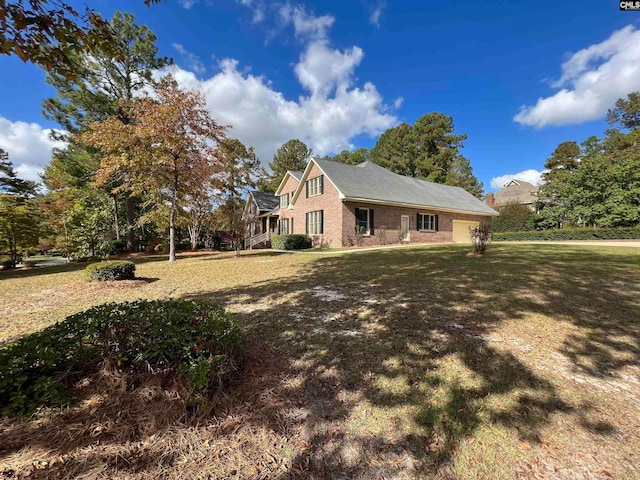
[452, 220, 479, 243]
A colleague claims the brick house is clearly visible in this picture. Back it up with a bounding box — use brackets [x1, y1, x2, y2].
[486, 179, 540, 212]
[270, 158, 497, 248]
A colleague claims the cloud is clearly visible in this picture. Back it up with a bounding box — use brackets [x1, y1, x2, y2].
[0, 116, 66, 183]
[369, 2, 385, 28]
[178, 0, 197, 9]
[278, 4, 335, 41]
[157, 3, 395, 164]
[393, 97, 404, 109]
[160, 52, 395, 164]
[490, 169, 545, 190]
[172, 43, 206, 75]
[514, 25, 640, 127]
[237, 0, 266, 23]
[294, 41, 364, 97]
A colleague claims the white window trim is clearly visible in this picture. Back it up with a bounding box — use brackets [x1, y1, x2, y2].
[279, 218, 290, 235]
[280, 193, 290, 209]
[306, 210, 323, 235]
[356, 207, 372, 236]
[307, 176, 323, 197]
[418, 213, 437, 232]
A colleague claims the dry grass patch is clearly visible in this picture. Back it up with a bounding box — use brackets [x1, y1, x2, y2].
[1, 245, 640, 478]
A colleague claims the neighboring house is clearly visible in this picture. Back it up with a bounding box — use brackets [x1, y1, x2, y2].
[243, 190, 282, 249]
[274, 158, 497, 247]
[487, 179, 540, 211]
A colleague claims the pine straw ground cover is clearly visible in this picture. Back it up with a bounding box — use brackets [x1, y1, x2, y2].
[0, 245, 639, 479]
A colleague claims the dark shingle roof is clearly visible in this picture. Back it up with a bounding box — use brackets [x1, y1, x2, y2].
[250, 191, 279, 212]
[289, 171, 303, 181]
[313, 158, 497, 216]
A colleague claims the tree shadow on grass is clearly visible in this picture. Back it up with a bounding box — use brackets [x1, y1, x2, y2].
[1, 244, 636, 478]
[178, 244, 637, 478]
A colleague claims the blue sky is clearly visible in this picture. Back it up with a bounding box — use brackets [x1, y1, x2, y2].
[1, 0, 639, 191]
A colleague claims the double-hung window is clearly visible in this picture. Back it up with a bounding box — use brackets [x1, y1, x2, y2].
[279, 218, 290, 235]
[279, 193, 289, 208]
[418, 213, 438, 231]
[306, 175, 324, 197]
[306, 210, 323, 235]
[355, 207, 374, 235]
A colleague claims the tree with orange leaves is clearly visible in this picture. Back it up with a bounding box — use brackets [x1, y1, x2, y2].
[82, 75, 227, 262]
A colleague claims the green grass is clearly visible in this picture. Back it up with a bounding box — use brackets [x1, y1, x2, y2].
[1, 245, 639, 479]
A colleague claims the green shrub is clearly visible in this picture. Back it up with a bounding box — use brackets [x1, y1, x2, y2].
[0, 300, 242, 416]
[0, 255, 14, 270]
[493, 227, 640, 241]
[86, 260, 136, 281]
[271, 234, 312, 250]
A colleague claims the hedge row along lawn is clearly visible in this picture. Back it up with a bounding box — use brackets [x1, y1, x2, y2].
[493, 226, 640, 241]
[0, 245, 639, 479]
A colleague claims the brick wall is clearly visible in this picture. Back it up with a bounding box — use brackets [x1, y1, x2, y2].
[342, 201, 492, 247]
[276, 162, 493, 247]
[276, 174, 300, 235]
[283, 163, 344, 247]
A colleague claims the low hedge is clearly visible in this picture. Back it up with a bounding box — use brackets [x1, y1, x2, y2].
[0, 299, 242, 416]
[86, 260, 136, 281]
[271, 234, 312, 250]
[493, 227, 640, 242]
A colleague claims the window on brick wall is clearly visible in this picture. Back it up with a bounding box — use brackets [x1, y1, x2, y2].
[417, 213, 438, 231]
[306, 210, 323, 235]
[279, 193, 289, 208]
[355, 207, 375, 235]
[306, 175, 324, 197]
[279, 218, 290, 235]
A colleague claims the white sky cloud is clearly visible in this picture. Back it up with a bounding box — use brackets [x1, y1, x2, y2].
[514, 25, 640, 128]
[490, 169, 545, 190]
[178, 0, 197, 9]
[369, 2, 385, 28]
[294, 41, 363, 97]
[238, 0, 266, 23]
[4, 3, 394, 183]
[0, 117, 66, 183]
[278, 4, 335, 41]
[173, 43, 206, 75]
[160, 3, 396, 165]
[163, 55, 395, 164]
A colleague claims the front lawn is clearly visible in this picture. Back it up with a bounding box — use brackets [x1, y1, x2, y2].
[1, 244, 639, 479]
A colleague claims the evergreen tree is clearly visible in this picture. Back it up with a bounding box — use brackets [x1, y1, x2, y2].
[211, 138, 262, 253]
[607, 91, 640, 132]
[0, 149, 38, 198]
[42, 11, 171, 252]
[369, 113, 482, 193]
[258, 139, 312, 192]
[329, 147, 370, 165]
[369, 122, 413, 175]
[445, 155, 484, 198]
[542, 141, 580, 183]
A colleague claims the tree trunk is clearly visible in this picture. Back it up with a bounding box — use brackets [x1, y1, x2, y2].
[188, 223, 200, 250]
[125, 195, 136, 252]
[169, 208, 176, 263]
[113, 193, 120, 240]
